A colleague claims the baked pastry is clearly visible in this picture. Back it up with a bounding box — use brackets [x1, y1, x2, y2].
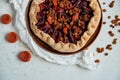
[29, 0, 101, 52]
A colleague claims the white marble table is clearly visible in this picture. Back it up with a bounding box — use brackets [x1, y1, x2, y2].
[0, 0, 120, 80]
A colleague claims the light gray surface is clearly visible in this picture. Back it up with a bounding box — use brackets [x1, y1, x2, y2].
[0, 0, 120, 80]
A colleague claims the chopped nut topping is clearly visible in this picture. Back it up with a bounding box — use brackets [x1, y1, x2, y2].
[36, 0, 93, 44]
[110, 15, 120, 27]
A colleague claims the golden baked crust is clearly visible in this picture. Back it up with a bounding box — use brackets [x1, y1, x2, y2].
[29, 0, 101, 52]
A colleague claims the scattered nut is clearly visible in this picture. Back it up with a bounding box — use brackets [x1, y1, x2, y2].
[110, 15, 120, 27]
[108, 16, 111, 19]
[102, 2, 106, 5]
[97, 48, 104, 53]
[95, 59, 100, 63]
[118, 29, 120, 33]
[118, 22, 120, 26]
[104, 53, 108, 56]
[109, 1, 115, 8]
[110, 24, 115, 28]
[108, 31, 114, 37]
[112, 38, 117, 45]
[106, 44, 112, 50]
[102, 9, 107, 12]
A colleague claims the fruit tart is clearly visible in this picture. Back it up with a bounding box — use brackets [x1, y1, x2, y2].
[29, 0, 101, 52]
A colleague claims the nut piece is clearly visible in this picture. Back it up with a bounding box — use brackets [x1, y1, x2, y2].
[108, 31, 114, 37]
[118, 22, 120, 26]
[106, 44, 112, 50]
[102, 2, 106, 5]
[118, 29, 120, 33]
[108, 16, 111, 19]
[102, 9, 107, 12]
[109, 1, 115, 8]
[35, 0, 94, 44]
[110, 24, 115, 28]
[104, 53, 108, 56]
[110, 15, 120, 27]
[96, 48, 104, 53]
[103, 21, 106, 24]
[112, 38, 117, 45]
[94, 59, 100, 63]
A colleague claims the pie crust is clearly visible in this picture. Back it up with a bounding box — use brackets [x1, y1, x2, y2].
[29, 0, 101, 52]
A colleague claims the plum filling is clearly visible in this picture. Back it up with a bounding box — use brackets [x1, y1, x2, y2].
[36, 0, 93, 44]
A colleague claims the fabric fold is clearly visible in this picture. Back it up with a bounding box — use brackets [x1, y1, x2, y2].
[9, 0, 99, 70]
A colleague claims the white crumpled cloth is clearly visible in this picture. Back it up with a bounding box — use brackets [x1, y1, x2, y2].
[9, 0, 99, 70]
